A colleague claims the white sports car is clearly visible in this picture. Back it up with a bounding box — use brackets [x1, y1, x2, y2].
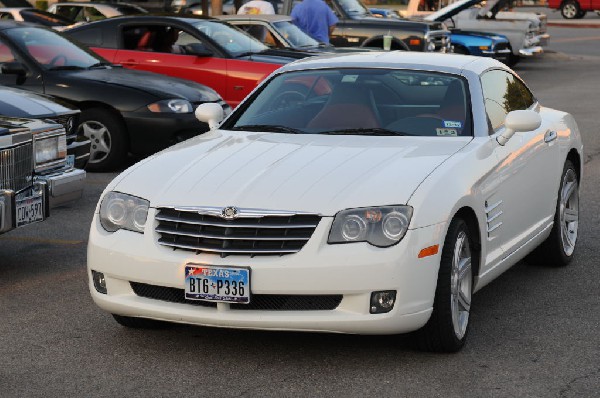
[88, 52, 583, 352]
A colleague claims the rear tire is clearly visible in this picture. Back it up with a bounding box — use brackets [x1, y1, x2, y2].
[561, 0, 582, 19]
[112, 314, 170, 329]
[526, 160, 579, 267]
[413, 218, 474, 352]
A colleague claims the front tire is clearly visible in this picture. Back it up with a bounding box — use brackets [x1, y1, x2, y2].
[413, 218, 474, 352]
[78, 108, 128, 172]
[526, 160, 579, 267]
[561, 0, 582, 19]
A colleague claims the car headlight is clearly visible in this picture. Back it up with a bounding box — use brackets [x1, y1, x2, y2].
[34, 133, 66, 171]
[147, 99, 193, 113]
[99, 191, 149, 233]
[328, 206, 413, 247]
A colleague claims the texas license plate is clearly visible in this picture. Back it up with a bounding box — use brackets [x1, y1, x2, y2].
[16, 194, 44, 228]
[185, 265, 250, 304]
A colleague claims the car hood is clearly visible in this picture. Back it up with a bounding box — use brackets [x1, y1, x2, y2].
[356, 15, 444, 30]
[58, 67, 222, 102]
[426, 0, 484, 21]
[0, 86, 76, 118]
[236, 50, 302, 63]
[112, 130, 472, 216]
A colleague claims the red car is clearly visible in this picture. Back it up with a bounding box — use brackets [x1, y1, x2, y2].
[65, 16, 302, 107]
[547, 0, 600, 19]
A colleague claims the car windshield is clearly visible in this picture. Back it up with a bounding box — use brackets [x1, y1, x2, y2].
[334, 0, 370, 16]
[273, 20, 320, 48]
[190, 20, 268, 56]
[21, 9, 74, 25]
[4, 27, 105, 70]
[224, 68, 472, 137]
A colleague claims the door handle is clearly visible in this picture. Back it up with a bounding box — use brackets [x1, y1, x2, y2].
[544, 130, 557, 143]
[233, 86, 244, 91]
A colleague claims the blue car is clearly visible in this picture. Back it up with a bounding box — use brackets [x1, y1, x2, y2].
[369, 8, 511, 64]
[450, 31, 511, 63]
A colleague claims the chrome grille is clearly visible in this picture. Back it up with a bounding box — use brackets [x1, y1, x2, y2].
[0, 142, 33, 192]
[155, 208, 321, 257]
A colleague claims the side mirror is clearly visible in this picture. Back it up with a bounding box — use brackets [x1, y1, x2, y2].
[497, 110, 542, 146]
[195, 102, 224, 130]
[1, 61, 27, 76]
[182, 43, 213, 57]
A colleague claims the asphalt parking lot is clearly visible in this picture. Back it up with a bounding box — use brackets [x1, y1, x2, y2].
[1, 26, 599, 398]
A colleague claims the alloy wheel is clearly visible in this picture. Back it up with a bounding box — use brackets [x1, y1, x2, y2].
[559, 168, 579, 256]
[450, 230, 472, 340]
[80, 120, 112, 164]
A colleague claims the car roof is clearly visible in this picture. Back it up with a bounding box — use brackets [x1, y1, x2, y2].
[279, 52, 507, 76]
[217, 14, 292, 23]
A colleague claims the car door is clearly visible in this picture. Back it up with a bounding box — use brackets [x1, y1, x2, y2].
[480, 68, 560, 261]
[111, 23, 231, 103]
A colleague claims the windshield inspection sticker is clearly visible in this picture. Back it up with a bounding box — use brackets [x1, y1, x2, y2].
[436, 128, 458, 136]
[341, 75, 359, 83]
[444, 120, 462, 128]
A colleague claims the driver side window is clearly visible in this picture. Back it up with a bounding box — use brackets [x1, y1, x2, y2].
[0, 39, 16, 66]
[481, 69, 535, 133]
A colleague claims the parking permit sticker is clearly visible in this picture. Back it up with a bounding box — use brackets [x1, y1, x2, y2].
[443, 120, 462, 128]
[436, 128, 458, 136]
[341, 75, 359, 83]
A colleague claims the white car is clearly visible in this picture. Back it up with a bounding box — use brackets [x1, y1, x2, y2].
[88, 52, 583, 352]
[425, 0, 548, 64]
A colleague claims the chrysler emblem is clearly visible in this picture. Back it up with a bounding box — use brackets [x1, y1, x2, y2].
[221, 206, 239, 220]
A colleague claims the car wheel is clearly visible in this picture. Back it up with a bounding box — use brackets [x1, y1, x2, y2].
[526, 160, 579, 267]
[561, 0, 581, 19]
[112, 314, 170, 329]
[413, 217, 473, 352]
[78, 108, 127, 172]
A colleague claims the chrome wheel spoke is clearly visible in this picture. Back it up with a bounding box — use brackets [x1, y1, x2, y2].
[450, 230, 472, 339]
[81, 121, 111, 164]
[564, 208, 578, 223]
[562, 180, 576, 204]
[458, 290, 471, 312]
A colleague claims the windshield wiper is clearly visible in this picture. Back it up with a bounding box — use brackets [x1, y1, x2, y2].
[321, 128, 414, 136]
[230, 124, 304, 134]
[47, 65, 85, 71]
[235, 50, 266, 58]
[88, 62, 112, 69]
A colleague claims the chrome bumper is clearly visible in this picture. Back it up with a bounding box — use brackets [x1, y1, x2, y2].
[35, 168, 86, 208]
[519, 46, 543, 57]
[537, 33, 550, 47]
[0, 182, 49, 234]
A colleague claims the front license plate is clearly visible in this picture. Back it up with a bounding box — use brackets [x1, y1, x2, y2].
[185, 265, 250, 304]
[16, 194, 44, 228]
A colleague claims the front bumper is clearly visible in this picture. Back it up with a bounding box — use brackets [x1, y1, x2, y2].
[519, 46, 544, 57]
[67, 136, 91, 170]
[87, 211, 447, 335]
[0, 182, 49, 234]
[35, 168, 86, 208]
[482, 48, 512, 63]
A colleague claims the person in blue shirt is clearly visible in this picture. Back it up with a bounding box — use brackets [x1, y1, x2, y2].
[291, 0, 339, 44]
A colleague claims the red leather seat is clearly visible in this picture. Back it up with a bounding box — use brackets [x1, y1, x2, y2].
[307, 83, 380, 130]
[136, 31, 155, 51]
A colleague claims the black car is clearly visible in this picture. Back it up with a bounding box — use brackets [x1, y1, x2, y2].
[0, 86, 90, 169]
[0, 21, 230, 171]
[289, 0, 451, 52]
